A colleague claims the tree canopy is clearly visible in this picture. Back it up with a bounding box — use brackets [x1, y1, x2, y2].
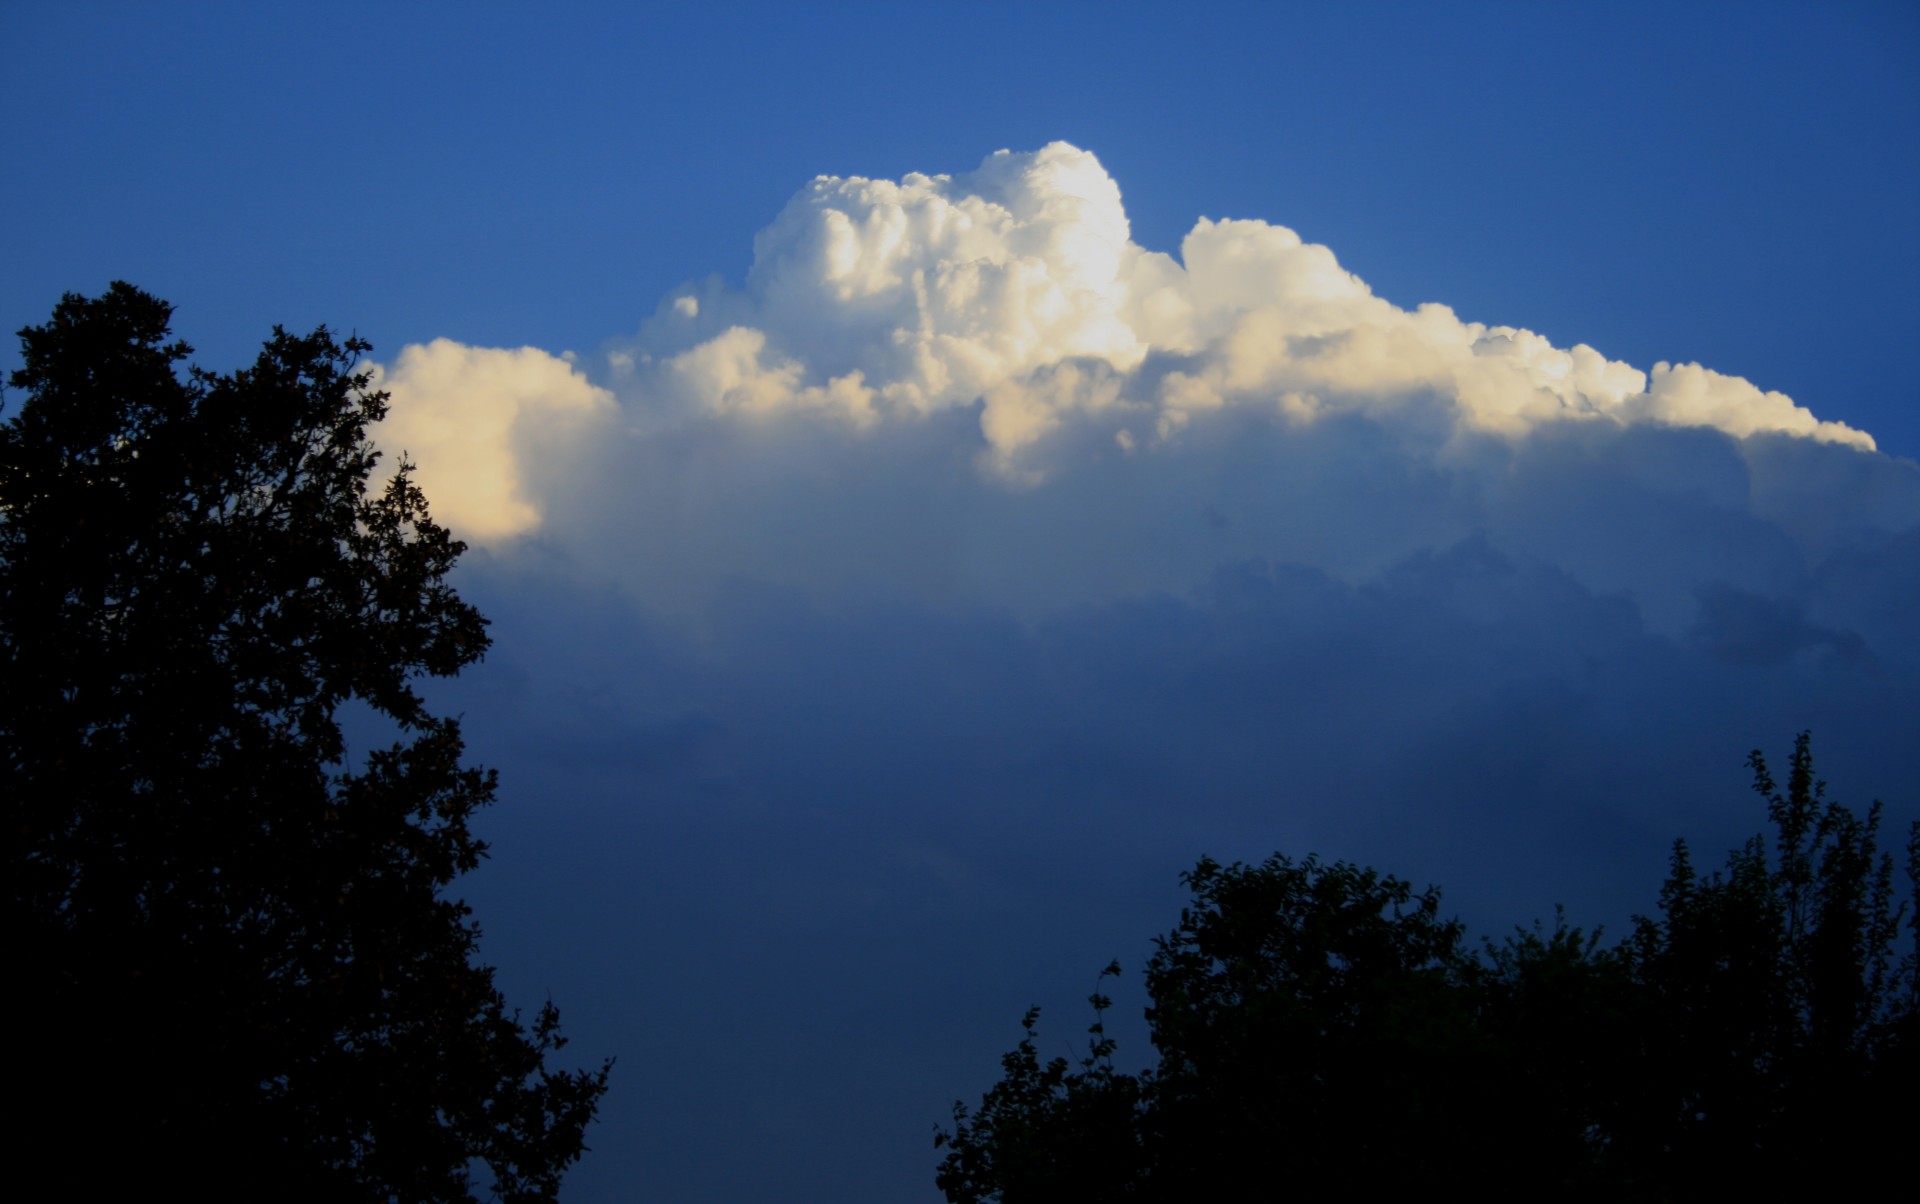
[1, 284, 609, 1200]
[937, 734, 1917, 1200]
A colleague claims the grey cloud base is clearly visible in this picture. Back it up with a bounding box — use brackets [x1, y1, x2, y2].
[445, 411, 1916, 1201]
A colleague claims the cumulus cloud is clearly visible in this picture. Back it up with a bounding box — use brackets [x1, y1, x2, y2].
[342, 146, 1920, 735]
[376, 145, 1919, 1204]
[600, 141, 1872, 473]
[374, 142, 1887, 569]
[368, 339, 614, 543]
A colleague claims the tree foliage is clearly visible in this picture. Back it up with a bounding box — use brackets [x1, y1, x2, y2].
[1, 284, 609, 1200]
[937, 734, 1916, 1200]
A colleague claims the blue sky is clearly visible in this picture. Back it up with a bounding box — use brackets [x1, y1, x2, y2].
[8, 2, 1918, 455]
[7, 4, 1919, 1201]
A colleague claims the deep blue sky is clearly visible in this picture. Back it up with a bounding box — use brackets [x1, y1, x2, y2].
[7, 5, 1919, 1202]
[6, 2, 1917, 455]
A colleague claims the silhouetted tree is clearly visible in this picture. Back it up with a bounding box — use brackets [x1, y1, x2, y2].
[1, 284, 610, 1201]
[937, 735, 1915, 1201]
[934, 964, 1149, 1204]
[1609, 735, 1917, 1193]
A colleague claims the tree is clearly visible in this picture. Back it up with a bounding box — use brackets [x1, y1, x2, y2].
[1612, 734, 1917, 1191]
[1, 284, 610, 1200]
[937, 735, 1916, 1200]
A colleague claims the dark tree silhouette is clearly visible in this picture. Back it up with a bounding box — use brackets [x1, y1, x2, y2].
[1611, 736, 1918, 1191]
[1, 284, 610, 1201]
[937, 735, 1916, 1201]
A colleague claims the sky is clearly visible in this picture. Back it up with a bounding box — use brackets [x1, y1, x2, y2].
[6, 3, 1919, 1200]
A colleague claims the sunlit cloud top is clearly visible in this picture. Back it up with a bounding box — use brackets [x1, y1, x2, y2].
[377, 142, 1881, 551]
[621, 142, 1871, 462]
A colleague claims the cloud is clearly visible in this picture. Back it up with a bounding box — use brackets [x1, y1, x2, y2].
[374, 143, 1920, 856]
[342, 144, 1918, 718]
[596, 142, 1872, 472]
[367, 339, 614, 543]
[366, 145, 1920, 1204]
[366, 144, 1892, 614]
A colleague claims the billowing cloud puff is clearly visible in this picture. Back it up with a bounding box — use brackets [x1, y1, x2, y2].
[364, 143, 1914, 646]
[377, 143, 1883, 563]
[602, 141, 1870, 475]
[368, 340, 614, 542]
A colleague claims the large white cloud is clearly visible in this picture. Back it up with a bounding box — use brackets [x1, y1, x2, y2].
[365, 144, 1915, 648]
[602, 141, 1871, 473]
[370, 143, 1888, 598]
